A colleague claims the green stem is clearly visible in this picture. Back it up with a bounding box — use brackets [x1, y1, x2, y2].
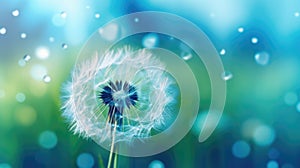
[107, 123, 117, 168]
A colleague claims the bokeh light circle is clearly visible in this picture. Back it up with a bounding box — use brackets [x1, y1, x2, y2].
[75, 11, 226, 156]
[38, 130, 58, 149]
[148, 160, 165, 168]
[267, 160, 279, 168]
[232, 140, 251, 158]
[76, 153, 94, 168]
[253, 125, 276, 146]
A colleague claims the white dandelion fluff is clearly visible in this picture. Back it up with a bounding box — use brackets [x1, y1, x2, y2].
[61, 46, 176, 144]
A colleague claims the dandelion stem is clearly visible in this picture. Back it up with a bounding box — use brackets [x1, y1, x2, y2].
[113, 147, 118, 168]
[107, 121, 117, 168]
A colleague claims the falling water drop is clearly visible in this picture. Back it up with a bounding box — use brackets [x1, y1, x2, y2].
[238, 27, 244, 33]
[23, 54, 31, 62]
[49, 37, 55, 42]
[254, 51, 270, 66]
[251, 37, 258, 44]
[94, 13, 100, 19]
[12, 9, 20, 17]
[62, 43, 68, 49]
[294, 12, 300, 17]
[43, 75, 51, 83]
[20, 33, 27, 39]
[220, 49, 226, 55]
[60, 11, 67, 18]
[221, 71, 233, 81]
[0, 27, 7, 35]
[134, 18, 139, 22]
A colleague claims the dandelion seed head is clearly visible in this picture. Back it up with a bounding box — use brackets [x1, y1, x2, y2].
[61, 47, 176, 144]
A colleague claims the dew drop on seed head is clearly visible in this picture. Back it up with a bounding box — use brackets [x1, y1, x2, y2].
[254, 51, 270, 66]
[221, 71, 233, 81]
[43, 75, 51, 83]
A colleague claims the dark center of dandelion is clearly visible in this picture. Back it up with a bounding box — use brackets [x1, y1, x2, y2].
[98, 80, 138, 130]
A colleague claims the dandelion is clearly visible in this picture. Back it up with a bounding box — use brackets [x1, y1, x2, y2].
[61, 46, 176, 167]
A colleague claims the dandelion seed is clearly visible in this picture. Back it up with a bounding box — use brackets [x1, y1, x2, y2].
[61, 47, 176, 144]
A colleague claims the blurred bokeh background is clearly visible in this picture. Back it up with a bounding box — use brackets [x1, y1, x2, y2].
[1, 0, 300, 168]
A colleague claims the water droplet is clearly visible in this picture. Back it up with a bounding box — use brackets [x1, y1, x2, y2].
[134, 17, 139, 22]
[43, 75, 51, 83]
[294, 12, 299, 17]
[60, 11, 67, 18]
[232, 140, 251, 158]
[254, 51, 270, 66]
[36, 46, 50, 60]
[238, 27, 244, 33]
[296, 102, 300, 112]
[62, 43, 68, 49]
[142, 33, 159, 48]
[149, 160, 165, 168]
[220, 49, 226, 55]
[23, 54, 31, 62]
[221, 71, 233, 81]
[38, 130, 58, 149]
[76, 153, 94, 168]
[180, 51, 193, 61]
[86, 5, 91, 9]
[20, 33, 27, 39]
[267, 160, 279, 168]
[49, 37, 55, 42]
[0, 27, 7, 35]
[94, 13, 100, 19]
[12, 9, 20, 17]
[253, 125, 276, 146]
[251, 37, 258, 44]
[16, 92, 26, 103]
